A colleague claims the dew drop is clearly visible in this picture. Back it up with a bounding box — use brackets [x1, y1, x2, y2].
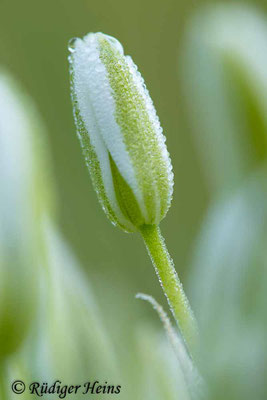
[68, 37, 78, 53]
[103, 34, 124, 54]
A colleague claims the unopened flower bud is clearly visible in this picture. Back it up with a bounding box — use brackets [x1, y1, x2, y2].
[69, 33, 173, 232]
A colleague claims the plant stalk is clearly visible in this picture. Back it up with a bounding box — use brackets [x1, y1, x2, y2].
[140, 224, 198, 352]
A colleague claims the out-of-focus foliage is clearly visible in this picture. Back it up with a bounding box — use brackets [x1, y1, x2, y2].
[182, 4, 267, 400]
[34, 220, 119, 383]
[6, 219, 193, 400]
[6, 220, 120, 399]
[0, 71, 53, 359]
[189, 168, 267, 400]
[135, 325, 190, 400]
[1, 1, 267, 399]
[182, 4, 267, 195]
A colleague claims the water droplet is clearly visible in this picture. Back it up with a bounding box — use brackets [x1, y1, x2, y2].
[102, 34, 124, 54]
[68, 37, 78, 53]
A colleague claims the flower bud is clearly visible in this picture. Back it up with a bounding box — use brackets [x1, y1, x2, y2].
[69, 33, 173, 232]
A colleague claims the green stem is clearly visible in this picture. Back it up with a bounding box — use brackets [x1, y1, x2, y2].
[140, 224, 198, 352]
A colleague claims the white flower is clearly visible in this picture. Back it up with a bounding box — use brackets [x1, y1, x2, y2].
[69, 33, 173, 232]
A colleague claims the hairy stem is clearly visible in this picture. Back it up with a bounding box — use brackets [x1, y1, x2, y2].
[140, 224, 198, 352]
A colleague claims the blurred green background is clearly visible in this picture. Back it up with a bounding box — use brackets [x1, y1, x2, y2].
[2, 1, 267, 397]
[1, 0, 267, 341]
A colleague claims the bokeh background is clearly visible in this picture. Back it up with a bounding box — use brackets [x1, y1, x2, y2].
[1, 0, 267, 399]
